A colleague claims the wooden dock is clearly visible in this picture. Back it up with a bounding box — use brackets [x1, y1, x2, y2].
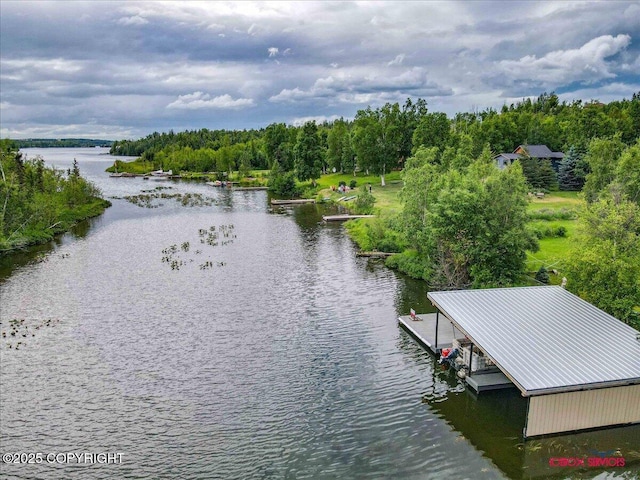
[271, 198, 316, 205]
[398, 313, 464, 354]
[399, 313, 516, 393]
[322, 214, 375, 222]
[465, 371, 514, 393]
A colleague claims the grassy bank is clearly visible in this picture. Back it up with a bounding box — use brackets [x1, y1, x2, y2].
[315, 171, 582, 283]
[106, 159, 155, 174]
[314, 171, 403, 209]
[180, 170, 270, 186]
[0, 198, 111, 254]
[106, 159, 271, 187]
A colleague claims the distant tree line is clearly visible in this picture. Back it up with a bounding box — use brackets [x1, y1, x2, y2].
[15, 138, 113, 148]
[0, 139, 109, 252]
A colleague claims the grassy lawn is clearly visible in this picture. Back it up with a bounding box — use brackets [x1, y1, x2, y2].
[369, 182, 403, 214]
[314, 171, 402, 189]
[525, 191, 583, 275]
[527, 236, 573, 271]
[527, 190, 582, 211]
[315, 171, 404, 213]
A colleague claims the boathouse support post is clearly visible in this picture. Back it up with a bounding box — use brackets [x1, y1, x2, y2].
[435, 311, 439, 352]
[468, 343, 473, 376]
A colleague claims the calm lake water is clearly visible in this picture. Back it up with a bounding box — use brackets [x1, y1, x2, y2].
[1, 148, 638, 479]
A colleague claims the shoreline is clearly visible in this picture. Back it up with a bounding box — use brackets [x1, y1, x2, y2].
[0, 198, 111, 256]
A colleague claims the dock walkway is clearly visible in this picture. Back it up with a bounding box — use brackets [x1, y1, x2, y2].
[271, 199, 316, 205]
[356, 251, 394, 258]
[399, 313, 515, 393]
[322, 214, 375, 222]
[465, 371, 514, 392]
[398, 313, 463, 354]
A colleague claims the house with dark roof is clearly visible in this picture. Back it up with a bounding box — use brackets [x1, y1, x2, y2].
[495, 145, 565, 172]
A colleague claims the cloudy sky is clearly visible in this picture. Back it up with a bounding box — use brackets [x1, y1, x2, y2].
[1, 1, 639, 140]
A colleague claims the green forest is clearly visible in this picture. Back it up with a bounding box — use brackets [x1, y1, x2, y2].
[15, 138, 113, 148]
[109, 92, 640, 328]
[0, 139, 110, 252]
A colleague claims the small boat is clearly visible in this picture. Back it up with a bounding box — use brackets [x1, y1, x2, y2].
[148, 169, 173, 181]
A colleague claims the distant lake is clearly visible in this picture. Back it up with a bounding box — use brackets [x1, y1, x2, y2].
[1, 148, 638, 479]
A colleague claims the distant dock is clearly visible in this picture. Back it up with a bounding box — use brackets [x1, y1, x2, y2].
[356, 251, 395, 258]
[271, 199, 316, 205]
[322, 214, 375, 222]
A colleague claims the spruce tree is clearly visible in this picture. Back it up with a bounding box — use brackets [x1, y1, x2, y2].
[558, 146, 586, 191]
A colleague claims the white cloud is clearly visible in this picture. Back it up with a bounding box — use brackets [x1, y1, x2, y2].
[496, 34, 631, 85]
[167, 92, 254, 110]
[269, 67, 452, 104]
[268, 47, 279, 57]
[117, 15, 148, 26]
[269, 87, 310, 103]
[388, 54, 405, 66]
[2, 58, 84, 75]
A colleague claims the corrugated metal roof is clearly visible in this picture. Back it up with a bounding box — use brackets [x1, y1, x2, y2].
[428, 286, 640, 396]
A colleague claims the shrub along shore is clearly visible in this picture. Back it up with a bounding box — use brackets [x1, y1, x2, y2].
[0, 197, 111, 253]
[0, 140, 111, 254]
[289, 163, 579, 288]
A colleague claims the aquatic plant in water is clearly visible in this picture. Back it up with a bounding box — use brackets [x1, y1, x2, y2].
[161, 225, 236, 271]
[1, 318, 61, 349]
[122, 191, 218, 208]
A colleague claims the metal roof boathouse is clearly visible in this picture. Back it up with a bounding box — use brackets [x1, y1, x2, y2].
[427, 286, 640, 438]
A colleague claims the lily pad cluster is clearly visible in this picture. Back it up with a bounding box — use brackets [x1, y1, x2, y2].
[161, 224, 236, 271]
[1, 318, 61, 350]
[116, 189, 218, 208]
